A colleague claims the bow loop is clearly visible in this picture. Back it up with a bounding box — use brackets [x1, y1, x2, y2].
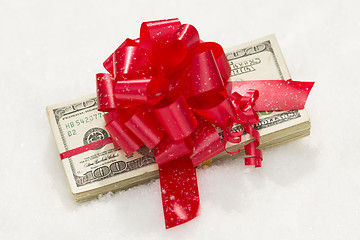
[182, 50, 224, 99]
[114, 76, 169, 104]
[113, 46, 154, 80]
[153, 95, 197, 141]
[104, 116, 143, 155]
[103, 38, 140, 76]
[124, 107, 164, 150]
[158, 24, 200, 71]
[140, 18, 181, 51]
[196, 42, 231, 83]
[96, 73, 116, 112]
[193, 96, 236, 128]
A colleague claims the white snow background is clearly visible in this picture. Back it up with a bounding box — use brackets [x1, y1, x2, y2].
[1, 0, 359, 239]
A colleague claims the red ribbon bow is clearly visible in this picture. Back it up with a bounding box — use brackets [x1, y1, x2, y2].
[96, 18, 314, 228]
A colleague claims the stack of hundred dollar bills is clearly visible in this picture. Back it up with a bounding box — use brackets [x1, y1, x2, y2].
[47, 35, 311, 202]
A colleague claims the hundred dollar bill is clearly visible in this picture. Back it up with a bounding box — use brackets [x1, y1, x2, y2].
[47, 95, 159, 201]
[47, 35, 311, 201]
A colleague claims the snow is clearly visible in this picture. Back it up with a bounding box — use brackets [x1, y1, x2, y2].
[1, 0, 360, 239]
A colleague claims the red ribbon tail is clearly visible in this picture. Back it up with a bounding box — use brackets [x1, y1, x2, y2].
[158, 156, 200, 229]
[227, 80, 314, 111]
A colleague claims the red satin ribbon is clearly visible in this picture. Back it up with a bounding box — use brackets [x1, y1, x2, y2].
[227, 80, 314, 111]
[95, 18, 314, 228]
